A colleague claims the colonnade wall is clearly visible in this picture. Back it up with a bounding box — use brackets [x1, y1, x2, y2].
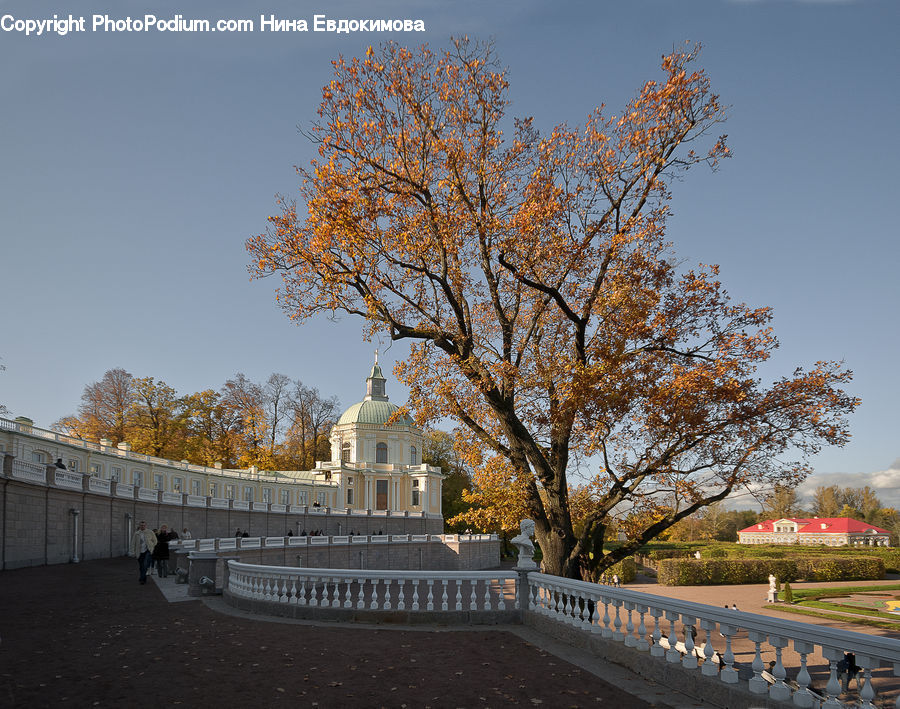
[0, 454, 443, 570]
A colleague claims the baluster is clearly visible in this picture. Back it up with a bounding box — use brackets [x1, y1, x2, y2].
[580, 595, 593, 634]
[590, 595, 602, 635]
[623, 602, 636, 647]
[567, 592, 578, 626]
[298, 577, 308, 606]
[289, 577, 298, 605]
[370, 579, 380, 609]
[665, 611, 680, 663]
[383, 579, 392, 610]
[768, 634, 790, 702]
[310, 577, 319, 607]
[470, 580, 477, 611]
[792, 640, 815, 708]
[279, 577, 289, 604]
[635, 605, 649, 651]
[821, 647, 844, 709]
[483, 579, 491, 610]
[649, 607, 664, 657]
[441, 580, 449, 611]
[332, 578, 342, 608]
[681, 616, 697, 670]
[700, 619, 718, 677]
[397, 578, 406, 610]
[497, 578, 506, 611]
[344, 580, 353, 609]
[856, 654, 878, 709]
[747, 630, 767, 694]
[320, 578, 330, 607]
[455, 581, 463, 611]
[719, 624, 738, 684]
[426, 580, 434, 611]
[356, 577, 366, 609]
[613, 600, 625, 642]
[412, 580, 420, 611]
[602, 595, 614, 639]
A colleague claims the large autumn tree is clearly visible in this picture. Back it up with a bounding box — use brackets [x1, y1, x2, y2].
[248, 39, 858, 580]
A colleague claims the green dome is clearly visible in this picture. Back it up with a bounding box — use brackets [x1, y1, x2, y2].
[336, 399, 413, 427]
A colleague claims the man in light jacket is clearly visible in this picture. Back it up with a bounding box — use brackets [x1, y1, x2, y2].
[130, 520, 157, 585]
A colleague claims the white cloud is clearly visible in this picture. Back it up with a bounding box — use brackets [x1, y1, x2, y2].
[796, 463, 900, 510]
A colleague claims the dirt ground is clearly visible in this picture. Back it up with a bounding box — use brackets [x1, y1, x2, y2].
[0, 558, 663, 709]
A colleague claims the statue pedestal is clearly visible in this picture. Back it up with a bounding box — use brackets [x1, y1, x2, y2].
[767, 590, 778, 603]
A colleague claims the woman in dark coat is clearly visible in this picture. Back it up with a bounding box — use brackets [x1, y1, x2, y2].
[152, 524, 173, 578]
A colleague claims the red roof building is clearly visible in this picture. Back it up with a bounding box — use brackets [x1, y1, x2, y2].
[738, 517, 891, 547]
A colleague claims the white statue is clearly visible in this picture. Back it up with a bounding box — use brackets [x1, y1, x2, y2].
[512, 518, 537, 570]
[768, 574, 777, 592]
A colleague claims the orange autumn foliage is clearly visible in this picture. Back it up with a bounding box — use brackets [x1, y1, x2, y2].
[248, 39, 858, 580]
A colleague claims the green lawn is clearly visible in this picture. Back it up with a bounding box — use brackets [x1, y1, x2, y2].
[774, 583, 900, 631]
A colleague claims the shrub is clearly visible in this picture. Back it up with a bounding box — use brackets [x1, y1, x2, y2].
[783, 582, 793, 604]
[606, 557, 636, 583]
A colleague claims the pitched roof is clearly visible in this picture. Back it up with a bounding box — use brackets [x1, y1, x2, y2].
[739, 517, 890, 535]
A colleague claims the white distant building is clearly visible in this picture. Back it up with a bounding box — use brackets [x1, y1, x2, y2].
[738, 517, 891, 546]
[310, 357, 444, 515]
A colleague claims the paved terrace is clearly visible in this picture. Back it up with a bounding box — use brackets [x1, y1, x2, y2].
[1, 559, 704, 709]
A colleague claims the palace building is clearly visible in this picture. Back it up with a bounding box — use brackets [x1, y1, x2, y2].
[737, 517, 891, 547]
[0, 360, 443, 518]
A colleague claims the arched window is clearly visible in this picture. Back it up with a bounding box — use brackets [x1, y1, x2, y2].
[410, 446, 417, 466]
[341, 443, 351, 463]
[376, 442, 388, 464]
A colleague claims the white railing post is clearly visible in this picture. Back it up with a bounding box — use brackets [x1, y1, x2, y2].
[700, 619, 718, 677]
[856, 654, 878, 709]
[791, 640, 815, 707]
[821, 646, 844, 709]
[767, 634, 790, 701]
[747, 629, 768, 694]
[649, 607, 664, 657]
[665, 611, 680, 663]
[681, 615, 697, 670]
[719, 624, 739, 684]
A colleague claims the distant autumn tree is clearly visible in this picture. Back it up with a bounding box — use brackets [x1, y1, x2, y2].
[761, 483, 804, 520]
[54, 368, 136, 443]
[248, 39, 859, 580]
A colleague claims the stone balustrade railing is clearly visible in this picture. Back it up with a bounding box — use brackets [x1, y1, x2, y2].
[6, 457, 435, 518]
[173, 532, 497, 554]
[226, 560, 517, 621]
[527, 572, 900, 709]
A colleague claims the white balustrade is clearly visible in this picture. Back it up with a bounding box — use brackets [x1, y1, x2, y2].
[87, 477, 111, 494]
[11, 459, 47, 483]
[227, 560, 518, 617]
[526, 573, 900, 708]
[54, 470, 83, 490]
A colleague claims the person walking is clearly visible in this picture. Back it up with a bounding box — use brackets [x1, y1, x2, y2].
[130, 521, 157, 585]
[153, 524, 174, 578]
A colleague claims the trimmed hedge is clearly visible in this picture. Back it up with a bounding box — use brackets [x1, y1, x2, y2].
[658, 556, 885, 586]
[639, 542, 900, 573]
[795, 556, 885, 582]
[607, 557, 636, 584]
[658, 558, 799, 586]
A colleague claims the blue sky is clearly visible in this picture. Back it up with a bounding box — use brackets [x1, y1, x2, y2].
[1, 0, 897, 508]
